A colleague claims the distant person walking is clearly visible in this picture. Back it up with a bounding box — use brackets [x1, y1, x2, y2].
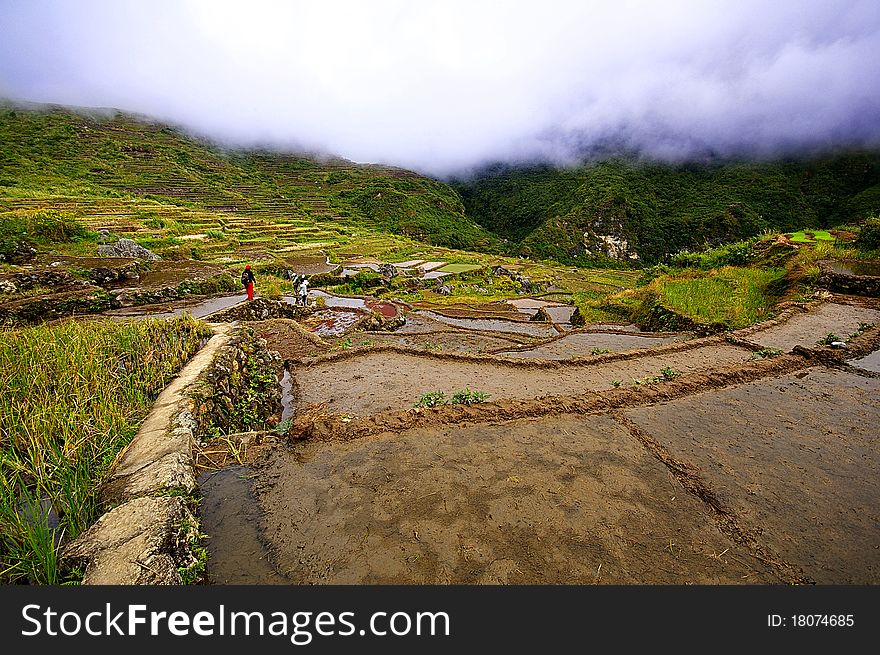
[241, 264, 256, 301]
[298, 276, 309, 306]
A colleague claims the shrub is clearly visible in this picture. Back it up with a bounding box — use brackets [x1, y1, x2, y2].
[856, 217, 880, 251]
[0, 210, 89, 259]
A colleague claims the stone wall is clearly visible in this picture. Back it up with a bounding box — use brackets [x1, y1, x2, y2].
[108, 273, 238, 307]
[819, 270, 880, 298]
[189, 326, 284, 437]
[209, 297, 312, 322]
[0, 287, 113, 324]
[62, 324, 284, 584]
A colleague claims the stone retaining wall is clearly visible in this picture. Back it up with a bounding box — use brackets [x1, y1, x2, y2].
[63, 323, 283, 584]
[819, 270, 880, 297]
[189, 326, 284, 436]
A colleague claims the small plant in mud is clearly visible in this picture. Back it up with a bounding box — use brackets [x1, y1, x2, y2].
[451, 388, 490, 405]
[611, 379, 623, 388]
[340, 338, 353, 349]
[591, 347, 611, 355]
[660, 367, 681, 380]
[816, 332, 842, 346]
[848, 322, 874, 339]
[415, 390, 447, 407]
[751, 347, 783, 360]
[273, 418, 292, 436]
[633, 368, 681, 386]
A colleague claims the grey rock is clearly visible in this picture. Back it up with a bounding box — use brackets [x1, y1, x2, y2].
[0, 279, 17, 294]
[378, 263, 398, 278]
[98, 238, 160, 261]
[63, 496, 199, 585]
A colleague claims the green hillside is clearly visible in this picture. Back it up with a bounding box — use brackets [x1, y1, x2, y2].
[452, 155, 880, 264]
[0, 103, 498, 254]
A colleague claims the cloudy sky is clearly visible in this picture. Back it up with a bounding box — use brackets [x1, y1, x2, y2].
[2, 0, 879, 174]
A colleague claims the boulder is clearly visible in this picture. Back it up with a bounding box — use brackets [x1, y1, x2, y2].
[378, 263, 398, 278]
[0, 240, 37, 264]
[98, 238, 160, 261]
[63, 496, 199, 585]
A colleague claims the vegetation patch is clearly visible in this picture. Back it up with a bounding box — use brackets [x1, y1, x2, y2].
[437, 263, 482, 274]
[414, 388, 490, 407]
[751, 348, 784, 360]
[787, 230, 836, 244]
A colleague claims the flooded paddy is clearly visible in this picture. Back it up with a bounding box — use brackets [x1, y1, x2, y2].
[625, 367, 880, 583]
[292, 342, 751, 416]
[105, 292, 247, 320]
[745, 302, 880, 351]
[849, 347, 880, 373]
[827, 260, 880, 277]
[416, 310, 559, 337]
[248, 414, 773, 584]
[199, 466, 288, 584]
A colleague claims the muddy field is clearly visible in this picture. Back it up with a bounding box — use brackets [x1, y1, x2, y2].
[625, 367, 880, 583]
[197, 296, 880, 585]
[497, 331, 688, 359]
[743, 302, 880, 351]
[248, 415, 776, 584]
[292, 342, 752, 416]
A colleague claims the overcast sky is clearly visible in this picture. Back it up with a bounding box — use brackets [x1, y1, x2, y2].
[2, 0, 880, 175]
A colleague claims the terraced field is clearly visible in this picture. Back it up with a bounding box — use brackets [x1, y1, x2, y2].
[198, 296, 880, 585]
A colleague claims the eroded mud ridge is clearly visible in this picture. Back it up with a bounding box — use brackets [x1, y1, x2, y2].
[203, 298, 880, 584]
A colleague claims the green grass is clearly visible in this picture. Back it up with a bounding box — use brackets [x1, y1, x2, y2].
[0, 316, 212, 584]
[787, 230, 835, 243]
[0, 104, 498, 254]
[655, 267, 786, 328]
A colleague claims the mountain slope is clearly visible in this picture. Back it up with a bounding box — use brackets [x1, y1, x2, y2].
[0, 103, 498, 252]
[452, 155, 880, 264]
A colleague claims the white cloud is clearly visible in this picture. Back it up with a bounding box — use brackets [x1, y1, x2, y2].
[1, 0, 879, 174]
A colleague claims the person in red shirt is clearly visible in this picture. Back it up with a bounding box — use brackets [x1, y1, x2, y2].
[241, 264, 256, 301]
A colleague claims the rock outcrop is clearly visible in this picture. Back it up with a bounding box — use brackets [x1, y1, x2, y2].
[98, 238, 160, 261]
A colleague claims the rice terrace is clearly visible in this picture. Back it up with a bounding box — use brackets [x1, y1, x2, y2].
[2, 113, 880, 584]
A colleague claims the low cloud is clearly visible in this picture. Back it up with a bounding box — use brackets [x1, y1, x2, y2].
[2, 0, 879, 175]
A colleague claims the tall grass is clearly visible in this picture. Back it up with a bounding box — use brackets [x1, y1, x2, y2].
[656, 267, 786, 328]
[0, 316, 212, 584]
